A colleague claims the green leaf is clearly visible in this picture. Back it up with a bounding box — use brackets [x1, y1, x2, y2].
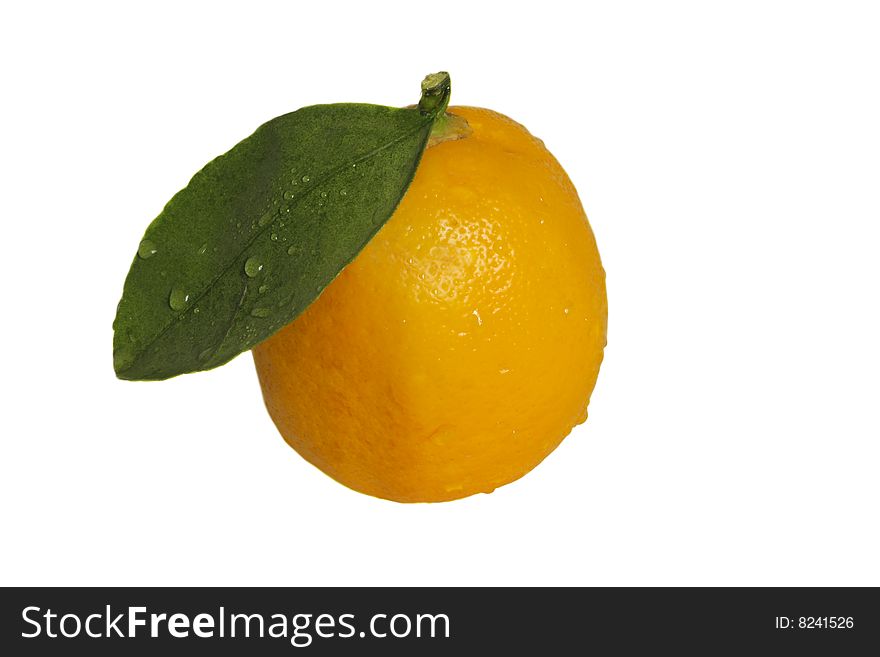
[113, 73, 451, 380]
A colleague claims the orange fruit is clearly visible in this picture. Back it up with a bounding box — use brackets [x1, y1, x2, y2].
[252, 106, 607, 502]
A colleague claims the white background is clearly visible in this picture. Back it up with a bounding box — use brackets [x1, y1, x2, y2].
[1, 1, 878, 586]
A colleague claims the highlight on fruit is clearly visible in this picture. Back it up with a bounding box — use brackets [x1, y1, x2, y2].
[113, 72, 607, 502]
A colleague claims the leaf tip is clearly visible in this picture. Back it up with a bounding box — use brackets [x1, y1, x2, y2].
[113, 344, 134, 380]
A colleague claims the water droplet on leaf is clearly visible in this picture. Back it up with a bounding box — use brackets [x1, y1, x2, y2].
[301, 175, 310, 183]
[251, 307, 271, 318]
[244, 256, 263, 278]
[138, 240, 157, 259]
[169, 286, 190, 311]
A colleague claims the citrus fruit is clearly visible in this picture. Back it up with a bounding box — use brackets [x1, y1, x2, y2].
[252, 106, 607, 502]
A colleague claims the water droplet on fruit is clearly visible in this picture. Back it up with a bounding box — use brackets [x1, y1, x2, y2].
[169, 286, 189, 310]
[244, 256, 263, 277]
[138, 240, 157, 259]
[251, 307, 271, 318]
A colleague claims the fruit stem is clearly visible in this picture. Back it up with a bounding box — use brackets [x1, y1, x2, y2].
[417, 72, 472, 147]
[418, 72, 452, 116]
